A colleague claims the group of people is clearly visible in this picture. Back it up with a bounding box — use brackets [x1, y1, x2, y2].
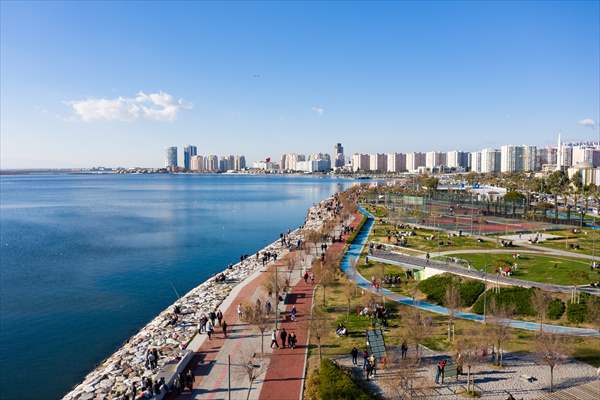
[350, 347, 378, 380]
[197, 309, 227, 340]
[302, 271, 315, 284]
[144, 348, 160, 370]
[270, 328, 298, 349]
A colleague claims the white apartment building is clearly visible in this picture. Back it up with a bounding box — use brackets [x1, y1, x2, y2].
[387, 153, 406, 173]
[446, 150, 469, 170]
[205, 155, 219, 172]
[469, 151, 482, 172]
[573, 146, 600, 167]
[480, 148, 500, 173]
[406, 152, 426, 172]
[352, 153, 370, 172]
[369, 153, 387, 172]
[425, 151, 446, 169]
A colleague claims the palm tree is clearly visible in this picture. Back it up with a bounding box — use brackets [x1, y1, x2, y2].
[546, 171, 569, 223]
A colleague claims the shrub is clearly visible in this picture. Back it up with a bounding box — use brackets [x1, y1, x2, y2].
[547, 299, 566, 320]
[566, 302, 587, 324]
[418, 274, 454, 304]
[318, 359, 372, 400]
[417, 274, 484, 307]
[459, 280, 485, 307]
[346, 215, 367, 244]
[472, 287, 534, 316]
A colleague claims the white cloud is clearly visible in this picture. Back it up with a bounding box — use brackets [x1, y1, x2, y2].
[311, 106, 325, 116]
[67, 91, 191, 122]
[577, 118, 595, 127]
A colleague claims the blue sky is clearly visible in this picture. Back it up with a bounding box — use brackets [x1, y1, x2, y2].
[1, 1, 598, 168]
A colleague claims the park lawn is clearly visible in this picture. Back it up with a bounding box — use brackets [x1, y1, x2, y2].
[448, 253, 598, 286]
[535, 229, 600, 257]
[356, 257, 422, 297]
[369, 221, 499, 252]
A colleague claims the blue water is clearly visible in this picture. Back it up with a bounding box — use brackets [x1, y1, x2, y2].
[0, 173, 352, 400]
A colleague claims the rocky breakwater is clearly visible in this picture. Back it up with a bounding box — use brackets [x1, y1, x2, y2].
[62, 197, 339, 400]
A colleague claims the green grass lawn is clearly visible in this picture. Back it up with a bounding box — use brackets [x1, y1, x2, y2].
[448, 253, 599, 285]
[535, 228, 600, 257]
[369, 221, 499, 252]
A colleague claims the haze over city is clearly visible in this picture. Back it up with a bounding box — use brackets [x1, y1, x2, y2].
[1, 1, 598, 169]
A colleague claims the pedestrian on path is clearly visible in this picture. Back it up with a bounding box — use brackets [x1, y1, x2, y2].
[209, 310, 217, 326]
[351, 347, 358, 365]
[290, 305, 297, 321]
[303, 271, 309, 283]
[222, 320, 228, 338]
[435, 359, 447, 384]
[217, 309, 223, 327]
[270, 330, 279, 349]
[363, 350, 369, 370]
[289, 332, 296, 349]
[280, 328, 288, 348]
[401, 340, 408, 359]
[266, 300, 272, 314]
[185, 369, 194, 391]
[237, 303, 243, 320]
[206, 320, 214, 340]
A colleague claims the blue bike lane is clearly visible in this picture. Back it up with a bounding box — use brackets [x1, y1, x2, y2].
[340, 207, 600, 338]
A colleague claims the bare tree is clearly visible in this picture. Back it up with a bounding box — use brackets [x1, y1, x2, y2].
[535, 332, 566, 393]
[309, 308, 328, 361]
[379, 349, 425, 400]
[284, 250, 301, 280]
[485, 299, 514, 367]
[444, 281, 461, 342]
[454, 330, 484, 394]
[236, 348, 266, 400]
[404, 308, 430, 360]
[262, 267, 287, 302]
[531, 289, 550, 332]
[342, 280, 355, 320]
[240, 303, 272, 356]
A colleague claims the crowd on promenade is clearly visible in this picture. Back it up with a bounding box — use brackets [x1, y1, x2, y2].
[63, 194, 347, 400]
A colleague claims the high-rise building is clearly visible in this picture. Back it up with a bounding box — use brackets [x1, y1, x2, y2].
[522, 145, 537, 172]
[333, 143, 345, 168]
[425, 151, 446, 169]
[183, 145, 197, 170]
[165, 147, 178, 168]
[469, 151, 482, 172]
[446, 151, 469, 170]
[190, 155, 204, 171]
[206, 155, 219, 172]
[387, 153, 406, 173]
[351, 153, 370, 172]
[406, 152, 426, 172]
[480, 148, 501, 173]
[537, 146, 557, 168]
[501, 145, 537, 173]
[369, 153, 387, 172]
[572, 146, 600, 167]
[234, 155, 246, 170]
[219, 156, 230, 172]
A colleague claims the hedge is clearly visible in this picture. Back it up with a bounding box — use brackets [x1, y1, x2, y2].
[417, 274, 484, 307]
[317, 359, 372, 400]
[566, 302, 587, 324]
[472, 287, 535, 316]
[346, 215, 368, 244]
[547, 299, 566, 320]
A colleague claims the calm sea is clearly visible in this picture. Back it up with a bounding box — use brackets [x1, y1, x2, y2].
[0, 173, 352, 400]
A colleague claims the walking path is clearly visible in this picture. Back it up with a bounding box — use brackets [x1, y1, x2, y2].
[341, 207, 600, 337]
[368, 249, 600, 296]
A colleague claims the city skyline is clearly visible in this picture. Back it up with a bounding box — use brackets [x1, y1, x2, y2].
[1, 1, 599, 169]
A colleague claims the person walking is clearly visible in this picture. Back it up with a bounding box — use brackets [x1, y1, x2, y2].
[401, 340, 408, 359]
[303, 271, 309, 283]
[209, 310, 217, 327]
[369, 354, 377, 376]
[222, 320, 228, 338]
[270, 329, 279, 349]
[435, 359, 447, 384]
[351, 347, 359, 366]
[289, 332, 296, 349]
[216, 309, 223, 327]
[206, 320, 214, 340]
[362, 349, 369, 370]
[265, 300, 272, 314]
[237, 303, 243, 320]
[280, 328, 288, 348]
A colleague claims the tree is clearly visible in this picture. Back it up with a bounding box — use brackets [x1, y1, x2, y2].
[236, 348, 266, 400]
[380, 349, 424, 400]
[404, 308, 431, 360]
[486, 299, 513, 366]
[240, 303, 271, 356]
[262, 268, 287, 301]
[531, 289, 550, 332]
[309, 308, 328, 361]
[444, 281, 461, 342]
[454, 330, 484, 394]
[284, 250, 302, 280]
[546, 171, 569, 223]
[342, 280, 355, 320]
[535, 332, 566, 393]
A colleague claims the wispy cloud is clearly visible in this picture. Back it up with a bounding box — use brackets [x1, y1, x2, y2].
[67, 91, 191, 122]
[577, 118, 595, 128]
[311, 106, 325, 116]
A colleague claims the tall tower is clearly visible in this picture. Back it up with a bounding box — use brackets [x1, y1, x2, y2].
[557, 133, 562, 171]
[183, 145, 197, 170]
[333, 143, 344, 168]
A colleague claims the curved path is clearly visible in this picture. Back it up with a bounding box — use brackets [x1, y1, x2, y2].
[340, 207, 600, 338]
